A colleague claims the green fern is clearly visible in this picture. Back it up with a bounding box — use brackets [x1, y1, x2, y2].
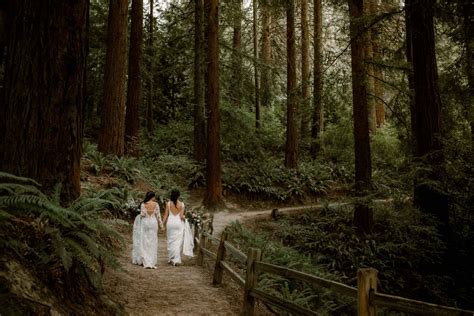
[0, 172, 123, 301]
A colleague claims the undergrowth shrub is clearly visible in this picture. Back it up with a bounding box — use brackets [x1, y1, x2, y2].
[0, 172, 123, 314]
[222, 159, 334, 201]
[226, 202, 465, 313]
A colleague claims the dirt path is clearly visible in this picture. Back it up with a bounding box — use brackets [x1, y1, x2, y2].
[103, 227, 240, 315]
[103, 199, 396, 315]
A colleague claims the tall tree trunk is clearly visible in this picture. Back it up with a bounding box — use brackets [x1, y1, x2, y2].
[372, 0, 384, 128]
[285, 0, 298, 169]
[0, 0, 87, 202]
[125, 0, 143, 157]
[260, 0, 272, 107]
[462, 0, 474, 143]
[203, 0, 225, 211]
[194, 0, 206, 162]
[349, 0, 373, 233]
[406, 0, 448, 229]
[98, 0, 128, 156]
[300, 0, 310, 143]
[364, 0, 376, 133]
[147, 0, 155, 134]
[253, 0, 260, 129]
[311, 0, 323, 158]
[405, 2, 416, 147]
[230, 0, 242, 108]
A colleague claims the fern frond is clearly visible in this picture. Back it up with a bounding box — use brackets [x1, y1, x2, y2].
[47, 227, 73, 270]
[69, 197, 114, 215]
[0, 183, 44, 196]
[0, 172, 41, 186]
[65, 239, 99, 273]
[0, 195, 75, 227]
[70, 231, 100, 257]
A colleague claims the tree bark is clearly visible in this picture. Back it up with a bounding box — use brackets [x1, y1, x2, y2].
[230, 0, 242, 108]
[349, 0, 373, 233]
[147, 0, 155, 134]
[0, 0, 88, 202]
[462, 0, 474, 143]
[285, 0, 298, 169]
[125, 0, 143, 157]
[300, 0, 311, 142]
[405, 2, 416, 148]
[98, 0, 128, 156]
[364, 0, 376, 133]
[311, 0, 324, 158]
[203, 0, 225, 211]
[253, 0, 260, 129]
[406, 0, 448, 229]
[194, 0, 206, 162]
[371, 0, 384, 128]
[260, 0, 272, 107]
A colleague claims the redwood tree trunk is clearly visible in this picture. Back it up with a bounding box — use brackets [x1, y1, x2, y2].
[349, 0, 373, 233]
[0, 0, 87, 202]
[230, 0, 242, 108]
[311, 0, 323, 158]
[300, 0, 310, 142]
[98, 0, 128, 156]
[253, 0, 260, 129]
[406, 0, 448, 228]
[260, 0, 272, 107]
[462, 0, 474, 143]
[125, 0, 143, 156]
[203, 0, 225, 211]
[405, 3, 416, 147]
[372, 0, 384, 128]
[285, 0, 298, 169]
[194, 0, 206, 162]
[147, 0, 155, 134]
[364, 1, 376, 133]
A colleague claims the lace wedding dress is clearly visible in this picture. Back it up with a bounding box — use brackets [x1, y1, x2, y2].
[132, 203, 162, 268]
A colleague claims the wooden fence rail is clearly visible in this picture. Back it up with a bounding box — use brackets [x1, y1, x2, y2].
[194, 223, 474, 316]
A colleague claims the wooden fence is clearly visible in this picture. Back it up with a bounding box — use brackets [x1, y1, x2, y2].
[194, 220, 474, 316]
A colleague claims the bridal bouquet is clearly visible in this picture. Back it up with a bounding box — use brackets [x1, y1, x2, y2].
[185, 210, 203, 229]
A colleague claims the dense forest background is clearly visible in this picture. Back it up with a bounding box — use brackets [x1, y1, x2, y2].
[0, 0, 472, 314]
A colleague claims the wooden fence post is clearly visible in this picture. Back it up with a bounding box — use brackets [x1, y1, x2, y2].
[213, 229, 227, 285]
[357, 268, 378, 316]
[197, 230, 206, 266]
[242, 247, 261, 316]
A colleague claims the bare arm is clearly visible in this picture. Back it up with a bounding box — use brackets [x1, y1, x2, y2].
[155, 204, 164, 228]
[162, 202, 169, 226]
[180, 202, 186, 220]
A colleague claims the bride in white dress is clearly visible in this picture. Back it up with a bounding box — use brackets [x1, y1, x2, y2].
[132, 191, 163, 269]
[163, 190, 193, 266]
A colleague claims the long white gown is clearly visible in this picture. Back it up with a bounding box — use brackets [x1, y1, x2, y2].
[166, 202, 185, 265]
[132, 203, 162, 268]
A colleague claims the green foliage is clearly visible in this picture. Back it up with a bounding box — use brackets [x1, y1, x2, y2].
[222, 159, 333, 201]
[0, 172, 123, 306]
[227, 202, 474, 310]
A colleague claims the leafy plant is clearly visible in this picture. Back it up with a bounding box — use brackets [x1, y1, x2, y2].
[0, 172, 123, 312]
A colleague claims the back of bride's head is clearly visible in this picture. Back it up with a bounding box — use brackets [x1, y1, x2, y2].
[144, 191, 156, 203]
[170, 189, 180, 205]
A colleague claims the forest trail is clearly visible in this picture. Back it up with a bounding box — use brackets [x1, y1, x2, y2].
[103, 199, 399, 315]
[103, 226, 240, 315]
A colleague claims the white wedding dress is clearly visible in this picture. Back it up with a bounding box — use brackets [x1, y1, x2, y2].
[132, 203, 162, 268]
[166, 202, 185, 265]
[166, 201, 194, 265]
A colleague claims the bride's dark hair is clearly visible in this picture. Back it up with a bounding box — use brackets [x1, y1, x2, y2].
[170, 189, 180, 206]
[143, 191, 156, 203]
